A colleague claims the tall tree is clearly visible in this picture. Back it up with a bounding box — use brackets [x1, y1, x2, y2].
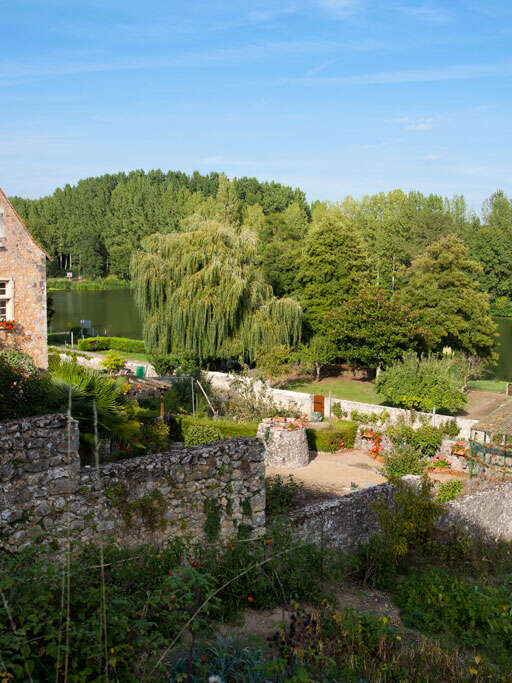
[296, 206, 369, 335]
[400, 235, 497, 360]
[131, 221, 302, 360]
[216, 173, 240, 227]
[326, 288, 424, 372]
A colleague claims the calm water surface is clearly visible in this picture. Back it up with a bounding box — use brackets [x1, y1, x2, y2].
[50, 290, 512, 380]
[50, 289, 142, 339]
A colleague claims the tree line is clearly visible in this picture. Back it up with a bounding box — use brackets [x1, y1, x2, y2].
[11, 171, 511, 369]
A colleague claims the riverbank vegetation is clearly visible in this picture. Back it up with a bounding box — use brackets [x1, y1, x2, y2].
[47, 276, 129, 291]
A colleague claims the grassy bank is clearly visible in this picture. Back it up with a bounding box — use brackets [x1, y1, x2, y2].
[284, 378, 384, 404]
[467, 379, 508, 393]
[47, 276, 130, 291]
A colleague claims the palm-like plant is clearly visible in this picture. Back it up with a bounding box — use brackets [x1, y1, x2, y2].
[49, 359, 141, 447]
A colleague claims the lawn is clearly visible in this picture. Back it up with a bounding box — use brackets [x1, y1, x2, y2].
[467, 379, 508, 394]
[284, 378, 384, 405]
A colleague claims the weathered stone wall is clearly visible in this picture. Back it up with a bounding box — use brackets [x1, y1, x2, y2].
[290, 476, 512, 551]
[0, 190, 48, 368]
[257, 418, 310, 468]
[0, 414, 265, 552]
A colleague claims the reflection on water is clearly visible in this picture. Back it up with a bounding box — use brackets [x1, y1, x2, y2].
[494, 318, 512, 381]
[50, 289, 142, 339]
[50, 290, 512, 380]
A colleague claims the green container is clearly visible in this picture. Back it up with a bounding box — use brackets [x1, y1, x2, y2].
[135, 365, 145, 378]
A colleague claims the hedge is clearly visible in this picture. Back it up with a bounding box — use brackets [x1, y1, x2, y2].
[78, 337, 145, 353]
[306, 420, 358, 453]
[171, 416, 259, 442]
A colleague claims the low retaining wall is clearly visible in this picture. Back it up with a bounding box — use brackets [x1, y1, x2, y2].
[290, 477, 512, 551]
[0, 414, 265, 552]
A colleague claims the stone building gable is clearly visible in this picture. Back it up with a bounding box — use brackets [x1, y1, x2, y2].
[0, 188, 49, 367]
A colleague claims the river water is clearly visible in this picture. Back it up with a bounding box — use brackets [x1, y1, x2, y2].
[50, 289, 512, 380]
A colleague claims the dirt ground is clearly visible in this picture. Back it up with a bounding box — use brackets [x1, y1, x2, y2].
[266, 450, 387, 502]
[218, 581, 403, 643]
[463, 390, 505, 419]
[266, 448, 468, 506]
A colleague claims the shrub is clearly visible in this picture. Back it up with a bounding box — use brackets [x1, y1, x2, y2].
[78, 336, 145, 353]
[394, 568, 512, 666]
[331, 403, 347, 419]
[306, 420, 358, 452]
[0, 350, 54, 419]
[171, 416, 259, 442]
[381, 444, 428, 480]
[222, 375, 298, 422]
[255, 344, 293, 382]
[149, 353, 199, 376]
[387, 423, 443, 457]
[101, 349, 126, 373]
[184, 423, 223, 445]
[269, 603, 493, 682]
[376, 352, 467, 414]
[442, 418, 460, 439]
[436, 479, 463, 503]
[140, 420, 170, 451]
[265, 475, 303, 517]
[352, 477, 442, 587]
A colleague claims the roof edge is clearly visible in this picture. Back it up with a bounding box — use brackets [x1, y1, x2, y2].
[0, 188, 52, 260]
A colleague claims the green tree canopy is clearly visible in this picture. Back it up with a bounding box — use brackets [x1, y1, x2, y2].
[296, 206, 369, 334]
[400, 234, 497, 360]
[131, 221, 302, 361]
[327, 288, 424, 371]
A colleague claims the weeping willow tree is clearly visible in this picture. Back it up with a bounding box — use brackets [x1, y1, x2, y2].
[131, 221, 302, 360]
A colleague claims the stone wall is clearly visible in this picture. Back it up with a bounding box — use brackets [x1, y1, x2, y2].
[290, 476, 512, 551]
[0, 189, 48, 368]
[0, 414, 265, 552]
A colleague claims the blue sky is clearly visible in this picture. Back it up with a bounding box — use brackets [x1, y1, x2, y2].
[2, 1, 511, 209]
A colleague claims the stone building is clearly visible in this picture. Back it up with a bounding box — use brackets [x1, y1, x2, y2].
[0, 188, 48, 367]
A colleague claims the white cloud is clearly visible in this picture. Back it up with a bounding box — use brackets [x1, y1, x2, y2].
[406, 122, 433, 131]
[277, 60, 512, 86]
[421, 153, 443, 161]
[393, 4, 453, 23]
[319, 0, 362, 18]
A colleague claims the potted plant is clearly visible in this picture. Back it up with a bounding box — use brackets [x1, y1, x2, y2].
[0, 319, 16, 331]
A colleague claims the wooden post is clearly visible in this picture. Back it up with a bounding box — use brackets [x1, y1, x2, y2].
[71, 331, 74, 348]
[159, 390, 165, 421]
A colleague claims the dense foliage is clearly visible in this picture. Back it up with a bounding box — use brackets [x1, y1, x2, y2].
[0, 527, 335, 681]
[12, 172, 508, 379]
[0, 350, 54, 419]
[326, 287, 423, 371]
[400, 235, 497, 359]
[11, 170, 307, 279]
[183, 423, 224, 446]
[78, 337, 145, 353]
[376, 352, 467, 414]
[131, 222, 302, 361]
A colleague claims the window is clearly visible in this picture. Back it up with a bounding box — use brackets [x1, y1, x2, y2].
[0, 280, 13, 321]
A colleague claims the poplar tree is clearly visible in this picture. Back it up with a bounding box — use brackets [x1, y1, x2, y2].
[296, 206, 369, 334]
[131, 221, 302, 360]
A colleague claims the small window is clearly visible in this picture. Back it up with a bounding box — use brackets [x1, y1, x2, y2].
[0, 280, 13, 321]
